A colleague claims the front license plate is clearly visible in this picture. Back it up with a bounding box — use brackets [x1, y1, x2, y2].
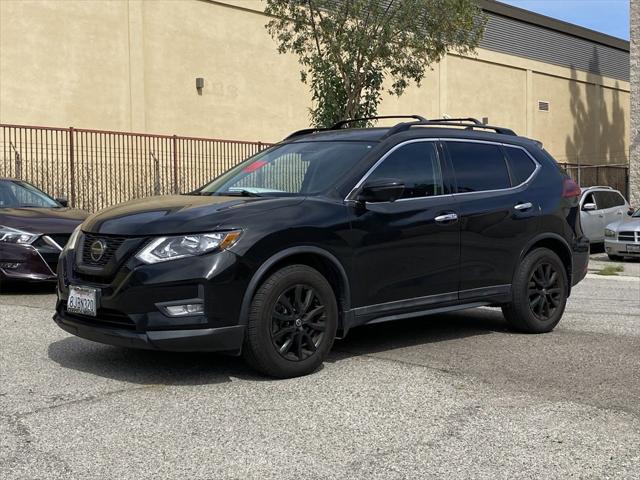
[67, 286, 98, 317]
[627, 244, 640, 253]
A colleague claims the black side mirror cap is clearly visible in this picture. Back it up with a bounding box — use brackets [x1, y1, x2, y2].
[356, 178, 405, 203]
[56, 197, 69, 207]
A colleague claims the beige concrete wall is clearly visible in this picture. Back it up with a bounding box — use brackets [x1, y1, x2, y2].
[0, 0, 132, 130]
[0, 0, 631, 166]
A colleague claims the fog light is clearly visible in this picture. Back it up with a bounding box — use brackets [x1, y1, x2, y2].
[162, 303, 204, 317]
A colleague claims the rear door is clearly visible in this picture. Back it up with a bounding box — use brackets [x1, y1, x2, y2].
[602, 191, 627, 225]
[444, 140, 541, 296]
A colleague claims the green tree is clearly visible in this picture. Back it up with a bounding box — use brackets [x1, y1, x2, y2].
[265, 0, 486, 128]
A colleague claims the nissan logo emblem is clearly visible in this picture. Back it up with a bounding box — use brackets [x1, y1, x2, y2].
[90, 240, 107, 262]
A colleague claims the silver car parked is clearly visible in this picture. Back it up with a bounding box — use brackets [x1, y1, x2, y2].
[579, 186, 632, 245]
[605, 209, 640, 260]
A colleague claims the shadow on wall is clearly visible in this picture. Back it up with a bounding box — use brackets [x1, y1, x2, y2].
[564, 47, 628, 191]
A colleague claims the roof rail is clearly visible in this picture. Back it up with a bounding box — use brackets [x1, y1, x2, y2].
[428, 117, 484, 125]
[283, 127, 327, 140]
[384, 119, 517, 138]
[283, 115, 517, 141]
[331, 115, 427, 129]
[283, 115, 428, 140]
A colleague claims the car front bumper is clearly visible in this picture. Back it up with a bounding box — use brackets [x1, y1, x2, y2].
[54, 248, 251, 354]
[0, 243, 58, 281]
[605, 238, 640, 257]
[53, 311, 245, 353]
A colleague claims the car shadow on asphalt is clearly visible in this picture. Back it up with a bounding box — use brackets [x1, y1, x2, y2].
[47, 307, 508, 385]
[330, 307, 508, 362]
[47, 338, 268, 386]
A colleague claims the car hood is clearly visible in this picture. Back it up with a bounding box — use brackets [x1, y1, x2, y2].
[82, 195, 306, 236]
[0, 207, 88, 234]
[607, 217, 640, 231]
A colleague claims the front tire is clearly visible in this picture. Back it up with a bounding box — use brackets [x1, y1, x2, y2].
[242, 264, 338, 378]
[502, 248, 568, 333]
[607, 254, 624, 261]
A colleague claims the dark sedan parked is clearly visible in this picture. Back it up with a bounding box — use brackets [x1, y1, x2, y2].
[0, 179, 87, 283]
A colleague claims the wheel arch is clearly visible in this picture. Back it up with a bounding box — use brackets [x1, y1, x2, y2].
[519, 233, 574, 293]
[239, 246, 352, 331]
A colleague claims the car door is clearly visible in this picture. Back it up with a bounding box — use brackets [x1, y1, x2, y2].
[603, 191, 627, 225]
[444, 141, 541, 295]
[581, 191, 606, 242]
[348, 140, 460, 311]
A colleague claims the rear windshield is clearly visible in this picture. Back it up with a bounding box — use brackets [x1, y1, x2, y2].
[199, 141, 375, 197]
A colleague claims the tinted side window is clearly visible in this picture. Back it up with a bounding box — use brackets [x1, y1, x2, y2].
[447, 142, 511, 192]
[608, 191, 626, 207]
[505, 147, 536, 185]
[367, 142, 442, 199]
[594, 191, 615, 209]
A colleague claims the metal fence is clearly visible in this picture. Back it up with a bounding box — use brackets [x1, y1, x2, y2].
[563, 163, 630, 198]
[0, 124, 272, 211]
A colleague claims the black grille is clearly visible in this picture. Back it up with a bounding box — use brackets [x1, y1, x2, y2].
[81, 234, 127, 267]
[60, 301, 136, 330]
[618, 231, 637, 242]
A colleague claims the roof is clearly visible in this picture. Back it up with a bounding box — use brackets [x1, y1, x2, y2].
[288, 125, 540, 149]
[479, 0, 629, 52]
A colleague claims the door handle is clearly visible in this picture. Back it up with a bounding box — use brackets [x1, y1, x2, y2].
[514, 202, 533, 211]
[434, 213, 458, 223]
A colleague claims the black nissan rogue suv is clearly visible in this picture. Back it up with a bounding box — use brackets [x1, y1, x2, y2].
[54, 115, 589, 378]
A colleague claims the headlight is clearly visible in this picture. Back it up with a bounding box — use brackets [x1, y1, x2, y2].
[136, 230, 241, 264]
[0, 225, 39, 245]
[604, 228, 616, 238]
[63, 225, 83, 252]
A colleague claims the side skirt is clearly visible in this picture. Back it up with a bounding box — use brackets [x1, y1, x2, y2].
[340, 284, 511, 336]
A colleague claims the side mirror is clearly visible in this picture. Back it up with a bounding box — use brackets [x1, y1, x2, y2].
[628, 208, 636, 216]
[582, 202, 597, 211]
[356, 178, 405, 204]
[56, 197, 69, 207]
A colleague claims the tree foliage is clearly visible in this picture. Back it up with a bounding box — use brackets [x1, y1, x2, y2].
[265, 0, 486, 127]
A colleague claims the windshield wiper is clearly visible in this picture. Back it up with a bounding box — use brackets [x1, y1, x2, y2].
[221, 190, 263, 197]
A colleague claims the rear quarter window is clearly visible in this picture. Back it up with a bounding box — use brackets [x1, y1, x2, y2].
[504, 146, 537, 185]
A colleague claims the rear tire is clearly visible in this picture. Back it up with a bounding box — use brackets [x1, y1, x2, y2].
[242, 264, 338, 378]
[607, 254, 624, 262]
[502, 248, 568, 333]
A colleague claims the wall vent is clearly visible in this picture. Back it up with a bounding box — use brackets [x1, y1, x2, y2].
[538, 100, 550, 112]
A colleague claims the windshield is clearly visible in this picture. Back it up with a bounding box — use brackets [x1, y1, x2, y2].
[0, 180, 60, 208]
[633, 208, 640, 218]
[199, 141, 375, 197]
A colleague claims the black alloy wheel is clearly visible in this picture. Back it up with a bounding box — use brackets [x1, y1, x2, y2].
[243, 264, 338, 378]
[528, 262, 562, 321]
[271, 284, 327, 361]
[502, 247, 568, 333]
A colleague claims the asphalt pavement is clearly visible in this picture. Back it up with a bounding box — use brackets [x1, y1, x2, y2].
[1, 263, 639, 479]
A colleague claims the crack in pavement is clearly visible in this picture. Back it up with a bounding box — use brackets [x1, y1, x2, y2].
[8, 384, 162, 419]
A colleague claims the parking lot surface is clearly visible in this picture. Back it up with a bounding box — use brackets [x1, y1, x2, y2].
[1, 265, 639, 479]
